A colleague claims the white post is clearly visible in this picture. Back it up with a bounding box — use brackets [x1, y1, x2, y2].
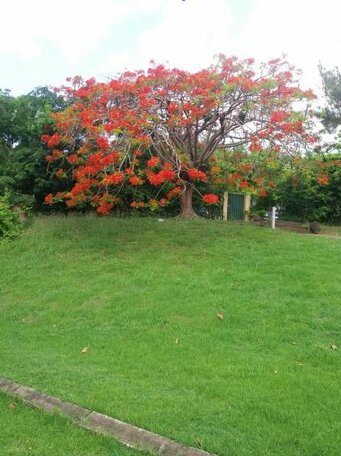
[271, 206, 276, 229]
[244, 195, 251, 222]
[223, 191, 228, 221]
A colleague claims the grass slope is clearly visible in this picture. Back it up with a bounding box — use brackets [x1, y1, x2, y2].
[0, 216, 340, 455]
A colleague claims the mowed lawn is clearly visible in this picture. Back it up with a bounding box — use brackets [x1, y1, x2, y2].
[0, 216, 340, 456]
[0, 392, 149, 456]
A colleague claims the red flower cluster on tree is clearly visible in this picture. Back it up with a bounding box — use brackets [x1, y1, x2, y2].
[239, 180, 250, 189]
[167, 186, 181, 200]
[102, 172, 125, 186]
[187, 168, 208, 182]
[97, 137, 110, 150]
[44, 193, 54, 204]
[42, 133, 61, 149]
[270, 111, 290, 123]
[71, 180, 94, 195]
[316, 174, 329, 185]
[249, 142, 262, 153]
[147, 169, 176, 186]
[45, 149, 63, 162]
[202, 193, 219, 204]
[147, 156, 160, 168]
[128, 175, 144, 186]
[67, 154, 78, 165]
[130, 201, 145, 208]
[97, 202, 114, 216]
[55, 169, 65, 178]
[258, 188, 268, 197]
[280, 121, 303, 134]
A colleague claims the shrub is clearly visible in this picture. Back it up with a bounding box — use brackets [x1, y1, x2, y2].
[0, 194, 23, 243]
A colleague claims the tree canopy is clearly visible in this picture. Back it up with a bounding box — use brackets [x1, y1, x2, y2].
[41, 56, 316, 217]
[0, 87, 68, 206]
[319, 65, 341, 133]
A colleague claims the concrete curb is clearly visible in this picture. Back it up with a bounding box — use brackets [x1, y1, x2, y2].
[0, 377, 217, 456]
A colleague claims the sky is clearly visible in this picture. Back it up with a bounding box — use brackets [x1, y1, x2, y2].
[1, 0, 340, 100]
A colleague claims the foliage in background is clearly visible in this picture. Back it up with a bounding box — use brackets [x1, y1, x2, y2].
[0, 87, 69, 209]
[318, 65, 341, 134]
[279, 157, 340, 222]
[253, 152, 341, 223]
[0, 193, 22, 243]
[315, 65, 341, 157]
[253, 65, 341, 223]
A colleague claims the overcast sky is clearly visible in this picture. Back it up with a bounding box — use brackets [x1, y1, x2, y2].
[1, 0, 340, 98]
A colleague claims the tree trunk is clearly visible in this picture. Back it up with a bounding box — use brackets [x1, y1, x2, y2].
[179, 184, 199, 219]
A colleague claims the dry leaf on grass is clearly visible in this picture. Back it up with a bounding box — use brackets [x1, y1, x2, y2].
[195, 437, 203, 448]
[9, 403, 16, 409]
[80, 347, 89, 354]
[330, 344, 338, 350]
[217, 312, 224, 320]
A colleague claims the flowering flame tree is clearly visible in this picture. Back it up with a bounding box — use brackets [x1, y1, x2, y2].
[42, 55, 316, 217]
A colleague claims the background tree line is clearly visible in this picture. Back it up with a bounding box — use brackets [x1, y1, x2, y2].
[0, 87, 70, 209]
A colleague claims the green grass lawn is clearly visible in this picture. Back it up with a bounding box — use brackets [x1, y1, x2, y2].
[0, 391, 150, 456]
[0, 215, 340, 456]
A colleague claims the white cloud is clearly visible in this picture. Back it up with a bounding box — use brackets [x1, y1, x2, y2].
[102, 0, 234, 74]
[231, 0, 341, 93]
[1, 0, 340, 96]
[0, 0, 162, 62]
[137, 0, 234, 69]
[102, 0, 341, 95]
